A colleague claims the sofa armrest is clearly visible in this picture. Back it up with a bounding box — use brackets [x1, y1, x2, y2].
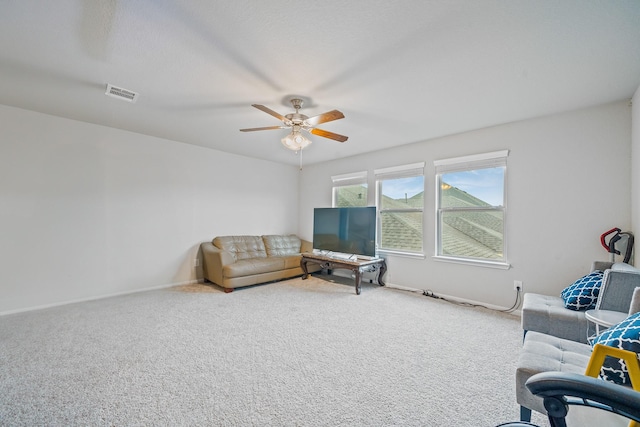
[596, 270, 640, 313]
[200, 242, 235, 285]
[300, 239, 313, 253]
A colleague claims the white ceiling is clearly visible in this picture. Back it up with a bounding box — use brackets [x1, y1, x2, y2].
[2, 1, 640, 166]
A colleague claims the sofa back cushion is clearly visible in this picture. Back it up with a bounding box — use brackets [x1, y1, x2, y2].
[263, 235, 301, 257]
[612, 263, 640, 273]
[213, 236, 267, 261]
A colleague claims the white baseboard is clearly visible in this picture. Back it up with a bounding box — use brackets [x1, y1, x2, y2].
[0, 279, 203, 317]
[384, 282, 521, 316]
[2, 278, 521, 318]
[321, 271, 519, 314]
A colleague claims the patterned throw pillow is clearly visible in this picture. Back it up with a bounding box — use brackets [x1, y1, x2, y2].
[560, 270, 604, 311]
[591, 312, 640, 385]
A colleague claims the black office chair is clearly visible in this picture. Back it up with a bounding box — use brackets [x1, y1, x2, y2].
[498, 371, 640, 427]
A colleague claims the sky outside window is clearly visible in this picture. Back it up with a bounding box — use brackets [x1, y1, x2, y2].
[442, 167, 504, 206]
[382, 176, 424, 199]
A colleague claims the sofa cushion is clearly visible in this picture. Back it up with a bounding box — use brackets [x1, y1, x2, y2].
[521, 293, 590, 343]
[516, 331, 592, 415]
[213, 236, 267, 261]
[281, 255, 303, 270]
[591, 311, 640, 385]
[630, 287, 640, 315]
[263, 235, 301, 257]
[223, 257, 286, 278]
[560, 271, 604, 311]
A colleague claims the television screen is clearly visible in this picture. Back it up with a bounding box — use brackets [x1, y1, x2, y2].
[313, 207, 377, 257]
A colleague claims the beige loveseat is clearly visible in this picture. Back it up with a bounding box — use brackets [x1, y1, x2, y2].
[200, 234, 320, 293]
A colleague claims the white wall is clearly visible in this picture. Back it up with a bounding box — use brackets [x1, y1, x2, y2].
[299, 101, 632, 308]
[0, 105, 299, 314]
[2, 97, 634, 314]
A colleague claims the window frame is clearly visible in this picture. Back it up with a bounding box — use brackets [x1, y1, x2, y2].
[331, 171, 368, 207]
[434, 150, 510, 269]
[374, 162, 426, 258]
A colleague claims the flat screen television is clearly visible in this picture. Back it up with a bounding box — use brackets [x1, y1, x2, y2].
[313, 207, 377, 257]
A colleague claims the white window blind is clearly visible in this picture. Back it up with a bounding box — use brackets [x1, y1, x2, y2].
[374, 162, 425, 180]
[331, 171, 367, 186]
[434, 150, 508, 174]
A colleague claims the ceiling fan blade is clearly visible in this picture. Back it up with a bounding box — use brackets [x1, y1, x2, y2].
[305, 110, 345, 126]
[240, 126, 286, 132]
[251, 104, 288, 122]
[309, 128, 349, 142]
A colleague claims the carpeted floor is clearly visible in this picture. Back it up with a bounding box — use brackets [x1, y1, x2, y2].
[0, 275, 549, 426]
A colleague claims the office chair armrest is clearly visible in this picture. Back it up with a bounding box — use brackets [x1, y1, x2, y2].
[526, 371, 640, 422]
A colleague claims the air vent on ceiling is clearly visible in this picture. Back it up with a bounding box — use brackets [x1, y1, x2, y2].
[105, 84, 139, 103]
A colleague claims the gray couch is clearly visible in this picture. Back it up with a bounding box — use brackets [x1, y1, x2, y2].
[516, 331, 592, 420]
[521, 261, 640, 344]
[516, 261, 640, 422]
[200, 234, 320, 293]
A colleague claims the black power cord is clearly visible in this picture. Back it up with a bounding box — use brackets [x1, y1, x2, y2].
[423, 287, 522, 313]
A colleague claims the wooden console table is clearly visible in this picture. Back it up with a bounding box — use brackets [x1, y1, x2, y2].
[300, 252, 387, 295]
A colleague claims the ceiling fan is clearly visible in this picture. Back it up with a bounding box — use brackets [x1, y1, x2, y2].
[240, 98, 348, 152]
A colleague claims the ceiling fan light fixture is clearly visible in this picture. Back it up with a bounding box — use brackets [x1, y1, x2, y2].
[281, 131, 312, 151]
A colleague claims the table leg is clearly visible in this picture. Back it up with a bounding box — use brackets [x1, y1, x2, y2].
[355, 267, 361, 295]
[300, 258, 309, 280]
[377, 260, 387, 286]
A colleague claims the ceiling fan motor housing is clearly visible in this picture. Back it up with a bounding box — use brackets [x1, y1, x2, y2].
[285, 112, 308, 125]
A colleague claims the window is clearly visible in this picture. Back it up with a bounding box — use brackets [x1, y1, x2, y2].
[434, 150, 509, 268]
[332, 171, 368, 207]
[375, 163, 425, 255]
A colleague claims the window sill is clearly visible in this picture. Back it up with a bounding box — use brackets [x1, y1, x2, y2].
[432, 255, 511, 270]
[378, 249, 425, 260]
